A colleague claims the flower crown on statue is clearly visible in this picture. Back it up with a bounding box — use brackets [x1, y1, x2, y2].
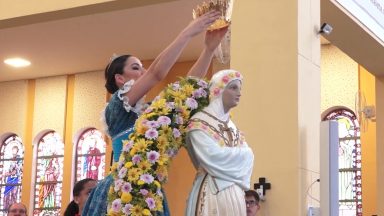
[192, 0, 234, 31]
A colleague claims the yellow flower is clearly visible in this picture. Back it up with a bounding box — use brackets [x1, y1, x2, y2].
[155, 197, 164, 211]
[121, 192, 132, 203]
[156, 166, 168, 178]
[182, 84, 194, 95]
[128, 168, 141, 181]
[108, 186, 114, 195]
[122, 139, 130, 145]
[119, 155, 125, 162]
[154, 180, 161, 189]
[137, 180, 145, 185]
[174, 98, 183, 107]
[178, 105, 190, 119]
[139, 160, 152, 171]
[151, 98, 166, 110]
[158, 155, 169, 166]
[170, 90, 186, 100]
[131, 206, 143, 215]
[160, 125, 172, 137]
[124, 162, 133, 169]
[159, 107, 171, 115]
[135, 138, 148, 152]
[129, 148, 137, 156]
[107, 209, 120, 216]
[111, 163, 118, 172]
[142, 209, 151, 216]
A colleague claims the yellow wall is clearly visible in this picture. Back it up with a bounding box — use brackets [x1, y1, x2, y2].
[21, 80, 35, 209]
[376, 76, 384, 215]
[0, 80, 28, 136]
[321, 45, 358, 113]
[230, 0, 321, 215]
[33, 76, 67, 137]
[72, 71, 106, 134]
[358, 66, 377, 215]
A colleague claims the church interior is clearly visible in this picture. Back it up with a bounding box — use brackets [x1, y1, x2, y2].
[0, 0, 383, 215]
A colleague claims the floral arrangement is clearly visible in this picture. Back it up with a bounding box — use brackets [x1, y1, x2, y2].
[107, 77, 210, 216]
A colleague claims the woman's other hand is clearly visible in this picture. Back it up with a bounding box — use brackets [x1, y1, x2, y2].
[205, 26, 229, 52]
[183, 11, 221, 38]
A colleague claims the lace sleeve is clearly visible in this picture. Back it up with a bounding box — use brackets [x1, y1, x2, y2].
[117, 80, 147, 114]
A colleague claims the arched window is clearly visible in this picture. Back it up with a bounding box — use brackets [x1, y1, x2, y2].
[75, 128, 106, 182]
[0, 135, 24, 215]
[33, 131, 64, 216]
[323, 108, 362, 216]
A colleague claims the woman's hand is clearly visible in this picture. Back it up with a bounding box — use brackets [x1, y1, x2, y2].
[205, 26, 229, 52]
[182, 11, 221, 38]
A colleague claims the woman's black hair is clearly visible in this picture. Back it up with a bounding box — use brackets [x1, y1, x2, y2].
[104, 55, 131, 94]
[63, 178, 95, 216]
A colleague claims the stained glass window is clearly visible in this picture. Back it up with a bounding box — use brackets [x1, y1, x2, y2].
[75, 128, 106, 182]
[33, 131, 64, 216]
[323, 108, 362, 216]
[0, 135, 24, 216]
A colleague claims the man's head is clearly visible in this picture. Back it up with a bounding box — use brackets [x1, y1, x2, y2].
[245, 190, 260, 216]
[8, 203, 27, 216]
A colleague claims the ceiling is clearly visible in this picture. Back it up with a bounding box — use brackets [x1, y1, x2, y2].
[0, 0, 205, 82]
[321, 0, 384, 76]
[1, 0, 383, 82]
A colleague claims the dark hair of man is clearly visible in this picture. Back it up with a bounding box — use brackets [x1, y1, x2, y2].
[245, 190, 260, 203]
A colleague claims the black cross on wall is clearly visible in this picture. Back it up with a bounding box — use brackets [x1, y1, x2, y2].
[254, 177, 271, 196]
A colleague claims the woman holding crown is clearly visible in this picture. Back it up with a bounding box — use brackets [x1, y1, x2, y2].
[185, 69, 254, 216]
[82, 10, 228, 216]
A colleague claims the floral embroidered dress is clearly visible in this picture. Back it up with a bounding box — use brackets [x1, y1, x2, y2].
[82, 80, 170, 216]
[184, 70, 254, 216]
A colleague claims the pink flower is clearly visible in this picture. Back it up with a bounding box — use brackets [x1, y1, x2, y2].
[132, 154, 142, 164]
[122, 140, 134, 152]
[145, 108, 153, 113]
[118, 167, 128, 179]
[158, 116, 171, 126]
[186, 97, 198, 110]
[173, 128, 181, 138]
[157, 188, 163, 197]
[118, 158, 125, 169]
[140, 174, 154, 184]
[175, 115, 183, 124]
[111, 199, 122, 212]
[157, 173, 165, 182]
[145, 128, 158, 140]
[147, 151, 160, 164]
[114, 179, 124, 192]
[222, 75, 230, 83]
[213, 88, 221, 96]
[145, 197, 156, 210]
[192, 89, 202, 98]
[235, 71, 241, 77]
[122, 204, 133, 215]
[140, 189, 149, 196]
[198, 80, 208, 88]
[166, 102, 175, 109]
[121, 182, 132, 193]
[172, 83, 180, 90]
[146, 120, 160, 128]
[167, 148, 178, 157]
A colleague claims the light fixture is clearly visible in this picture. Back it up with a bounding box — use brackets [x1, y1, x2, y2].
[4, 58, 31, 68]
[319, 23, 333, 35]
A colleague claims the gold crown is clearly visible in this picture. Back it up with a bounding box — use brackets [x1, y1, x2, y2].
[193, 0, 234, 31]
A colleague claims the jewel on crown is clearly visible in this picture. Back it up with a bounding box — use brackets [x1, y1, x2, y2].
[193, 0, 234, 31]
